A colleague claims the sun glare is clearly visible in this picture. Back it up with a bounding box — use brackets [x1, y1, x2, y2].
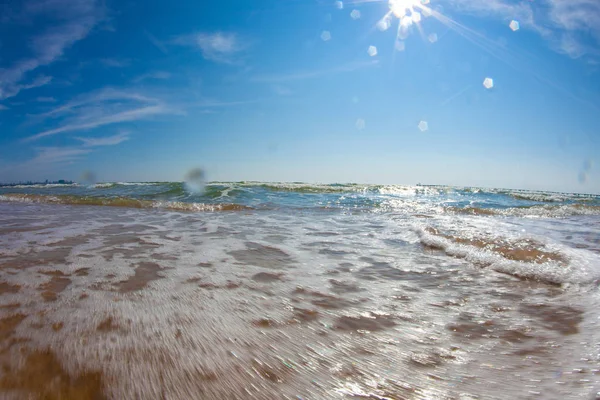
[389, 0, 429, 18]
[380, 0, 433, 46]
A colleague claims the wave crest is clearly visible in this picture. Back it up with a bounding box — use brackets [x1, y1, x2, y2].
[0, 194, 251, 212]
[416, 227, 598, 285]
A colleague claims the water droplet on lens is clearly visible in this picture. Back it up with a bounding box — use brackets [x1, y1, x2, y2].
[395, 40, 405, 52]
[418, 121, 428, 132]
[335, 1, 343, 10]
[509, 20, 520, 31]
[80, 171, 97, 186]
[321, 31, 331, 41]
[185, 168, 206, 194]
[412, 12, 422, 23]
[350, 9, 361, 20]
[578, 172, 587, 184]
[352, 96, 359, 104]
[583, 159, 593, 171]
[367, 45, 378, 57]
[428, 33, 438, 43]
[355, 119, 366, 130]
[483, 77, 494, 89]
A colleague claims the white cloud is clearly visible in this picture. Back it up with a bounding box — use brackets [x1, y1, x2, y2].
[0, 0, 104, 100]
[133, 71, 172, 83]
[28, 105, 170, 141]
[34, 88, 159, 120]
[31, 146, 91, 164]
[174, 32, 248, 64]
[25, 88, 181, 142]
[443, 0, 600, 58]
[252, 60, 379, 83]
[36, 96, 57, 103]
[74, 132, 130, 147]
[272, 85, 293, 96]
[8, 133, 131, 175]
[144, 30, 169, 54]
[100, 58, 131, 68]
[0, 76, 53, 100]
[546, 0, 600, 57]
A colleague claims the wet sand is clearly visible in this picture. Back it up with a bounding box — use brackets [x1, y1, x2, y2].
[0, 202, 599, 399]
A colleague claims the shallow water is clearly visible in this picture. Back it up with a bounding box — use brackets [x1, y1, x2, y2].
[0, 184, 599, 399]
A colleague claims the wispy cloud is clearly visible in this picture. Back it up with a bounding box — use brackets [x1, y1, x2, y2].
[74, 131, 130, 146]
[444, 0, 600, 58]
[271, 85, 293, 96]
[13, 132, 131, 173]
[27, 105, 171, 142]
[0, 0, 104, 100]
[174, 32, 248, 64]
[30, 146, 91, 164]
[546, 0, 600, 58]
[133, 71, 172, 83]
[0, 76, 53, 100]
[25, 88, 181, 142]
[251, 60, 379, 83]
[100, 58, 131, 68]
[144, 30, 169, 54]
[36, 96, 57, 103]
[0, 105, 8, 111]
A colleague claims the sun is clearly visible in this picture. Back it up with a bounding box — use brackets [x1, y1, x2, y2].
[375, 0, 433, 44]
[389, 0, 429, 18]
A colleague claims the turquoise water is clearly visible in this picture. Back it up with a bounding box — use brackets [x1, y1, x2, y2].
[1, 181, 599, 215]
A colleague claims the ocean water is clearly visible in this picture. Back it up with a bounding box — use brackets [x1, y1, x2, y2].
[0, 182, 599, 399]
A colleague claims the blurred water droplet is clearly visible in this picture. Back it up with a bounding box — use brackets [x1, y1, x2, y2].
[368, 45, 378, 57]
[422, 7, 432, 17]
[412, 12, 422, 23]
[377, 18, 391, 31]
[578, 172, 587, 184]
[395, 40, 406, 52]
[352, 96, 359, 104]
[80, 171, 97, 186]
[350, 9, 361, 20]
[509, 20, 520, 32]
[185, 168, 206, 194]
[428, 33, 438, 43]
[321, 31, 331, 41]
[355, 119, 366, 130]
[335, 1, 343, 10]
[483, 77, 494, 89]
[418, 120, 428, 132]
[583, 159, 593, 171]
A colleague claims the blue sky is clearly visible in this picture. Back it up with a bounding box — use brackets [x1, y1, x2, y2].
[0, 0, 599, 193]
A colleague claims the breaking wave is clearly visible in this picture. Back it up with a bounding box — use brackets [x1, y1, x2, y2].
[447, 204, 600, 218]
[0, 194, 251, 212]
[416, 227, 599, 285]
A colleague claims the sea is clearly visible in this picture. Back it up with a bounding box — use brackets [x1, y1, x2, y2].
[0, 182, 599, 399]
